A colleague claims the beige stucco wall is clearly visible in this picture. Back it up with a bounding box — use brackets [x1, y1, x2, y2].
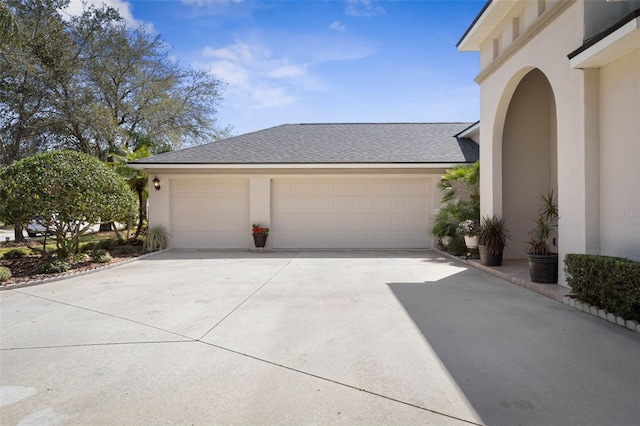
[474, 0, 640, 283]
[599, 48, 640, 261]
[477, 1, 592, 285]
[502, 69, 557, 259]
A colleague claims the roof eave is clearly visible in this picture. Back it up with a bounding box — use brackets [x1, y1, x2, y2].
[568, 9, 640, 69]
[457, 0, 519, 52]
[129, 162, 474, 170]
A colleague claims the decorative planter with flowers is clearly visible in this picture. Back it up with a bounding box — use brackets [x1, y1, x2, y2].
[252, 224, 269, 248]
[457, 219, 480, 249]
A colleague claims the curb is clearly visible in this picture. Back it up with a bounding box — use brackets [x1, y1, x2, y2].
[434, 249, 640, 335]
[561, 296, 640, 335]
[0, 249, 170, 291]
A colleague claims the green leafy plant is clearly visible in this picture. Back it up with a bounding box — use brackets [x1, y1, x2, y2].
[0, 151, 136, 256]
[478, 216, 510, 256]
[565, 254, 640, 321]
[527, 191, 559, 255]
[3, 248, 26, 259]
[98, 238, 118, 250]
[36, 259, 71, 274]
[118, 244, 138, 255]
[144, 225, 169, 252]
[92, 249, 112, 263]
[0, 266, 11, 282]
[432, 200, 477, 238]
[457, 219, 480, 236]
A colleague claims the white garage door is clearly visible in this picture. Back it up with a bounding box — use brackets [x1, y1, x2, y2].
[171, 179, 250, 249]
[271, 178, 432, 249]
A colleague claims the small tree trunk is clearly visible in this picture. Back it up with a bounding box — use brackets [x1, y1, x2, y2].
[13, 224, 25, 242]
[133, 187, 145, 240]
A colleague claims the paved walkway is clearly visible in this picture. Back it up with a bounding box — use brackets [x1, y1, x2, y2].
[1, 250, 639, 425]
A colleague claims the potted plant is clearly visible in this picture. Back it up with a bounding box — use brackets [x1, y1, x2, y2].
[457, 219, 480, 249]
[252, 224, 269, 248]
[477, 215, 510, 266]
[526, 191, 559, 283]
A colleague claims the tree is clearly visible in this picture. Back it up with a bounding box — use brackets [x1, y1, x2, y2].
[0, 0, 18, 43]
[109, 143, 151, 240]
[0, 150, 136, 255]
[1, 0, 229, 165]
[77, 21, 228, 155]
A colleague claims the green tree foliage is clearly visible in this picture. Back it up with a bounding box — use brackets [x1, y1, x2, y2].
[0, 150, 136, 255]
[0, 0, 18, 43]
[437, 161, 479, 206]
[109, 144, 151, 240]
[1, 0, 228, 165]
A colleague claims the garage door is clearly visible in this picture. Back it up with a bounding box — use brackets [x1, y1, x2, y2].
[271, 178, 432, 249]
[171, 179, 249, 249]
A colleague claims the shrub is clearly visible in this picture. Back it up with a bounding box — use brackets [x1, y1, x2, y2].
[92, 249, 112, 263]
[565, 254, 640, 321]
[444, 234, 468, 257]
[0, 266, 11, 282]
[81, 242, 97, 253]
[144, 225, 169, 252]
[119, 244, 138, 255]
[98, 239, 117, 250]
[71, 253, 90, 263]
[37, 259, 71, 274]
[3, 248, 26, 259]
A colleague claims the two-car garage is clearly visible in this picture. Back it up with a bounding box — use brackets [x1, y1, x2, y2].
[168, 176, 434, 250]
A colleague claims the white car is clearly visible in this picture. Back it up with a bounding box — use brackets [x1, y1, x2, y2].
[25, 216, 54, 237]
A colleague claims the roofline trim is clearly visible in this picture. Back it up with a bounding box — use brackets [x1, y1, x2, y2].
[456, 0, 493, 48]
[454, 121, 480, 138]
[129, 162, 473, 170]
[568, 8, 640, 68]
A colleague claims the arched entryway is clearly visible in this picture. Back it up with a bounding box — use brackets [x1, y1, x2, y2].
[501, 69, 558, 259]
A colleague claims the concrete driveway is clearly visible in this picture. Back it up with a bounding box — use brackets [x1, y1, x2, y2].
[1, 250, 639, 425]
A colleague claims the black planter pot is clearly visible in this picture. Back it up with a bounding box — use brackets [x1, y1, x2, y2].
[253, 233, 268, 248]
[527, 253, 558, 283]
[478, 245, 503, 266]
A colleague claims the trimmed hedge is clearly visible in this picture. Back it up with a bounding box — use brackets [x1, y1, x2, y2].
[564, 254, 640, 322]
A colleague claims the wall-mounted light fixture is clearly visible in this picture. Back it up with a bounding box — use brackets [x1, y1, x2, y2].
[153, 176, 161, 191]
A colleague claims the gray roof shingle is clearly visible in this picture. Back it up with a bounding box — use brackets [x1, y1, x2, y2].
[133, 122, 479, 165]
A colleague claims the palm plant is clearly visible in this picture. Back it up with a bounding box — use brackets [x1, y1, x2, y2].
[527, 190, 558, 255]
[478, 215, 510, 256]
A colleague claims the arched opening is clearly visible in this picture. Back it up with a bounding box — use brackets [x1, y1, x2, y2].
[502, 69, 557, 259]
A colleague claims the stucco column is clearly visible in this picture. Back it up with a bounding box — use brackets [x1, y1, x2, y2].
[147, 174, 172, 244]
[249, 176, 271, 249]
[480, 86, 503, 219]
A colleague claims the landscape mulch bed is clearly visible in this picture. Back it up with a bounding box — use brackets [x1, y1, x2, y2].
[1, 242, 145, 286]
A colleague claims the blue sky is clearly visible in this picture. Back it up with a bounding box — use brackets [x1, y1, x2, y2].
[67, 0, 484, 136]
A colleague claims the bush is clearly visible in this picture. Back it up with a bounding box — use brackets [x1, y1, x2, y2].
[0, 266, 11, 282]
[3, 248, 26, 259]
[444, 234, 468, 257]
[119, 244, 138, 255]
[81, 242, 97, 253]
[37, 259, 71, 274]
[144, 225, 169, 252]
[92, 249, 112, 263]
[565, 254, 640, 321]
[98, 239, 117, 250]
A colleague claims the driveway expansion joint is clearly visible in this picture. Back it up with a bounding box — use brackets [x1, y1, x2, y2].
[199, 340, 483, 426]
[196, 252, 301, 341]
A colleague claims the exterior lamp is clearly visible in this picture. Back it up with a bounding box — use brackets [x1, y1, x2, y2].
[153, 177, 161, 191]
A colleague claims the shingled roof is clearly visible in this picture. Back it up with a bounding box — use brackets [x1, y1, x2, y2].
[133, 122, 479, 165]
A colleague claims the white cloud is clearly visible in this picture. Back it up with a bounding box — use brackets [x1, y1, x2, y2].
[346, 0, 385, 17]
[200, 41, 314, 111]
[64, 0, 152, 30]
[329, 21, 346, 32]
